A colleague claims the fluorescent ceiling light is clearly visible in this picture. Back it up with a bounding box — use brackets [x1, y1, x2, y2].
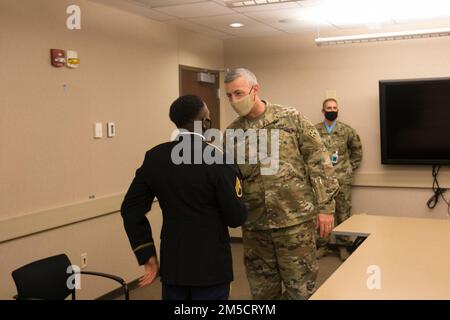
[315, 27, 450, 46]
[224, 0, 297, 8]
[229, 22, 244, 28]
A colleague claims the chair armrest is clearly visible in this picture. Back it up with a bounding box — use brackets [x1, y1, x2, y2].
[79, 271, 129, 300]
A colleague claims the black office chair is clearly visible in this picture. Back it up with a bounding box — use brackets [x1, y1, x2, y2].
[11, 254, 129, 300]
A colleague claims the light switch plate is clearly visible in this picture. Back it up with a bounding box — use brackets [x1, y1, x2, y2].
[94, 122, 102, 139]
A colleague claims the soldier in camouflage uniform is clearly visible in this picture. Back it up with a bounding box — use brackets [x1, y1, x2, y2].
[224, 68, 339, 300]
[315, 98, 362, 260]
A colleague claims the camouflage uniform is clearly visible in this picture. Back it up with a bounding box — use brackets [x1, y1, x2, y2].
[226, 102, 339, 300]
[315, 121, 362, 246]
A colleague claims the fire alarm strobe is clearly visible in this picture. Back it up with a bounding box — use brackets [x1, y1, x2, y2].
[51, 49, 66, 68]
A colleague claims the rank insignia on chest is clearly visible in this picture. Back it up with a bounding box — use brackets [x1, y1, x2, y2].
[235, 177, 243, 198]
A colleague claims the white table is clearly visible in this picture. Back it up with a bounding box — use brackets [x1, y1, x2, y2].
[310, 214, 450, 299]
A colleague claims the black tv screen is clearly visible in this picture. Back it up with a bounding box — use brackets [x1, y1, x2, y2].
[379, 77, 450, 165]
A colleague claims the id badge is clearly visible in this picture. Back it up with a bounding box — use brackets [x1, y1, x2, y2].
[331, 152, 338, 164]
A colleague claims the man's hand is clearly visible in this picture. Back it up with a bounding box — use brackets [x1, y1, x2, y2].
[317, 213, 335, 238]
[138, 256, 159, 287]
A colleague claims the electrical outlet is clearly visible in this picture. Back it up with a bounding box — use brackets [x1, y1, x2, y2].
[81, 253, 88, 269]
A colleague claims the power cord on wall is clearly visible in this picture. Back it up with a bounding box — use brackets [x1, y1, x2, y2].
[426, 165, 450, 217]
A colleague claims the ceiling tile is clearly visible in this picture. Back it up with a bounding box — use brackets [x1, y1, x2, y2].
[92, 0, 450, 40]
[188, 13, 275, 33]
[330, 19, 395, 30]
[153, 2, 235, 18]
[392, 15, 450, 24]
[146, 0, 210, 7]
[296, 0, 322, 7]
[247, 7, 301, 26]
[211, 0, 229, 7]
[231, 28, 286, 37]
[247, 7, 333, 31]
[190, 14, 285, 36]
[230, 2, 301, 13]
[91, 0, 175, 21]
[191, 13, 260, 26]
[165, 19, 236, 38]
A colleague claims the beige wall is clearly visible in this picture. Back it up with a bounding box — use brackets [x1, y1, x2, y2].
[223, 30, 450, 219]
[0, 0, 223, 299]
[3, 0, 450, 299]
[177, 29, 224, 71]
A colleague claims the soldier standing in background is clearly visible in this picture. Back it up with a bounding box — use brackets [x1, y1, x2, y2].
[315, 98, 363, 261]
[224, 68, 339, 300]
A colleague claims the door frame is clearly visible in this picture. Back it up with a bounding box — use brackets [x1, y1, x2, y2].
[178, 65, 221, 95]
[178, 65, 222, 129]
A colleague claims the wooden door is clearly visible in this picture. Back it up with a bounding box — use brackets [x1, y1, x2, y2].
[179, 66, 220, 130]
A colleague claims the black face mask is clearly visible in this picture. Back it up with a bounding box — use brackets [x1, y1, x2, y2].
[202, 118, 211, 132]
[325, 111, 338, 121]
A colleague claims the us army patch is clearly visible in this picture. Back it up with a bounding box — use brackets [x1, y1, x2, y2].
[235, 177, 243, 198]
[308, 128, 321, 143]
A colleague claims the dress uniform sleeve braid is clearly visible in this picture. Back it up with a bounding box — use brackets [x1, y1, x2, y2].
[349, 128, 363, 171]
[121, 153, 157, 265]
[296, 113, 338, 214]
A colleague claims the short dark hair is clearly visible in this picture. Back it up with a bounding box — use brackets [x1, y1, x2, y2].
[322, 98, 338, 109]
[169, 95, 204, 128]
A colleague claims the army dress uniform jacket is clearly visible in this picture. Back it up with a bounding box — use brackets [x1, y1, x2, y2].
[121, 133, 247, 286]
[226, 103, 339, 231]
[315, 121, 362, 185]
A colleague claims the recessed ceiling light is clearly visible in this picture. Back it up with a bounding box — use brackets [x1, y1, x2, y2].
[229, 23, 244, 28]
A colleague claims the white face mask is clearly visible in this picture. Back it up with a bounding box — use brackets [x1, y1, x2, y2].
[230, 88, 255, 117]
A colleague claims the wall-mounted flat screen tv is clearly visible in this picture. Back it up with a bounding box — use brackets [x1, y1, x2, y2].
[379, 77, 450, 165]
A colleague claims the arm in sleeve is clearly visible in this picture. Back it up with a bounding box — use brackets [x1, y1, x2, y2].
[348, 128, 363, 171]
[121, 152, 157, 265]
[296, 114, 339, 214]
[215, 163, 248, 228]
